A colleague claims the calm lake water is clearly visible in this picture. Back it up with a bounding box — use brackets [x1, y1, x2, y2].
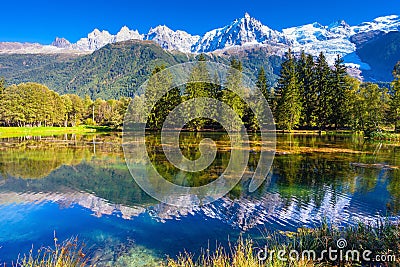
[0, 133, 399, 265]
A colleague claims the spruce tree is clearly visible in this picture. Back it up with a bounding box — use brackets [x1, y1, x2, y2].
[297, 52, 317, 128]
[331, 55, 350, 129]
[222, 59, 246, 129]
[184, 55, 212, 130]
[275, 50, 302, 131]
[256, 66, 269, 100]
[146, 65, 174, 130]
[314, 52, 332, 130]
[390, 61, 400, 132]
[0, 77, 4, 95]
[245, 66, 270, 131]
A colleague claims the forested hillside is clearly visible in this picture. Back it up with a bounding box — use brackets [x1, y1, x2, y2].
[0, 41, 283, 99]
[2, 41, 190, 99]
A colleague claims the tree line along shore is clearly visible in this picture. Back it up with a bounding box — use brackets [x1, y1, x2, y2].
[0, 52, 399, 138]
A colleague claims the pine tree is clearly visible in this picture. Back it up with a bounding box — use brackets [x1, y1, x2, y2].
[297, 52, 317, 128]
[242, 66, 271, 131]
[0, 77, 5, 95]
[208, 72, 222, 129]
[222, 59, 245, 120]
[219, 59, 247, 131]
[390, 61, 400, 132]
[256, 66, 269, 100]
[146, 65, 175, 130]
[314, 52, 332, 130]
[183, 55, 213, 130]
[331, 55, 350, 129]
[275, 50, 302, 131]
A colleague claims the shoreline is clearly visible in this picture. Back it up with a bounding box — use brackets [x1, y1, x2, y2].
[0, 126, 399, 141]
[0, 126, 114, 138]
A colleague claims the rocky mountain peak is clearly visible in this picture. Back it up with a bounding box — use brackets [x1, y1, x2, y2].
[51, 37, 71, 48]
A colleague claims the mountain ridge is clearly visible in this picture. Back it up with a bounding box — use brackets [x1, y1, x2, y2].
[1, 14, 398, 54]
[0, 13, 399, 88]
[0, 39, 283, 99]
[0, 13, 398, 74]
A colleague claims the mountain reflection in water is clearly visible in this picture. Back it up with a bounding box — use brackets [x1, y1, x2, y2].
[0, 133, 399, 264]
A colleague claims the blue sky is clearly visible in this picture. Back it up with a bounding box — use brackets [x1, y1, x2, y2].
[1, 0, 399, 44]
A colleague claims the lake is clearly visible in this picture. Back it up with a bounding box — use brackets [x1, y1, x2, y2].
[0, 133, 399, 266]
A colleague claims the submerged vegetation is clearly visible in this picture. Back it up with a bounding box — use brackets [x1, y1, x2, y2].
[0, 46, 400, 266]
[10, 221, 400, 266]
[167, 220, 400, 266]
[0, 134, 399, 266]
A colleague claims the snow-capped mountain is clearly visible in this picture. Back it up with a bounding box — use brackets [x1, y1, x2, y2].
[146, 25, 200, 53]
[115, 26, 143, 43]
[281, 15, 399, 66]
[55, 13, 398, 61]
[192, 12, 289, 52]
[328, 20, 353, 36]
[54, 13, 289, 53]
[0, 41, 86, 55]
[73, 26, 143, 51]
[352, 15, 400, 34]
[74, 29, 115, 51]
[0, 13, 399, 73]
[283, 20, 353, 45]
[51, 37, 72, 48]
[58, 25, 199, 53]
[282, 20, 356, 65]
[50, 13, 399, 69]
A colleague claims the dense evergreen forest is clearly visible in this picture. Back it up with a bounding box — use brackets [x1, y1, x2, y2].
[274, 50, 400, 134]
[0, 51, 399, 135]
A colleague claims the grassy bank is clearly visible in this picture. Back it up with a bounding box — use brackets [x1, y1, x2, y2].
[13, 236, 89, 267]
[10, 220, 400, 266]
[0, 126, 115, 138]
[166, 220, 400, 267]
[2, 127, 399, 141]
